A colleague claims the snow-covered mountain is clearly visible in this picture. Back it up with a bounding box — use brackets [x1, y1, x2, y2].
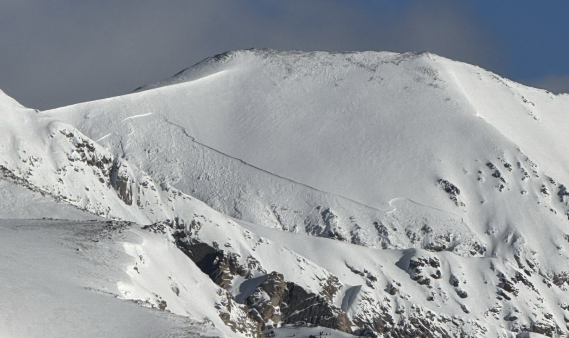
[2, 49, 569, 337]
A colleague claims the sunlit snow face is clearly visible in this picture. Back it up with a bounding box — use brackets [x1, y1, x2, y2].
[3, 44, 569, 338]
[0, 0, 519, 111]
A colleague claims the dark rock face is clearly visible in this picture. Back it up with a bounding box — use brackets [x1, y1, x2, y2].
[351, 293, 395, 336]
[552, 271, 569, 287]
[558, 184, 569, 203]
[455, 288, 468, 299]
[110, 160, 133, 206]
[0, 129, 137, 213]
[216, 289, 264, 338]
[305, 207, 348, 241]
[173, 233, 250, 290]
[437, 179, 464, 207]
[172, 232, 493, 338]
[531, 321, 557, 337]
[172, 234, 264, 336]
[498, 276, 519, 297]
[171, 231, 353, 334]
[168, 218, 563, 338]
[406, 256, 441, 287]
[60, 129, 114, 175]
[245, 271, 351, 332]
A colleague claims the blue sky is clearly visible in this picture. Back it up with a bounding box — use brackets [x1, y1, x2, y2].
[471, 1, 569, 79]
[1, 0, 568, 109]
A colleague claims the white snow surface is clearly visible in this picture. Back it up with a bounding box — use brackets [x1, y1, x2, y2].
[49, 50, 569, 209]
[0, 219, 224, 338]
[1, 50, 569, 337]
[45, 50, 569, 265]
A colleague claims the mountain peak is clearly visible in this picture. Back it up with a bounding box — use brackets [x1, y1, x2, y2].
[134, 49, 437, 92]
[6, 49, 569, 337]
[0, 88, 26, 111]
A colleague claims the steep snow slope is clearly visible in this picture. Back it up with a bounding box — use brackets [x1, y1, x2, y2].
[0, 88, 215, 226]
[0, 219, 223, 338]
[50, 50, 569, 209]
[46, 50, 569, 264]
[0, 91, 260, 337]
[4, 49, 569, 338]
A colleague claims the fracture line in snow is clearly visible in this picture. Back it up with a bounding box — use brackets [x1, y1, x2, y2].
[122, 113, 153, 122]
[158, 115, 392, 214]
[389, 197, 462, 218]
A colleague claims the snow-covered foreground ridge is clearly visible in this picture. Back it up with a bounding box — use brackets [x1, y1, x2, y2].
[1, 49, 569, 337]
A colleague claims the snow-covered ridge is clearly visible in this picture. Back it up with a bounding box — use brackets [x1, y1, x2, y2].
[3, 49, 569, 337]
[134, 49, 402, 92]
[45, 49, 569, 259]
